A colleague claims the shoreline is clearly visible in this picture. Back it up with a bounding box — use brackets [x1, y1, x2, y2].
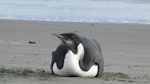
[0, 19, 150, 84]
[1, 19, 150, 25]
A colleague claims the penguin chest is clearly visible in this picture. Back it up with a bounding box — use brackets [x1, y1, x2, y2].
[53, 51, 80, 76]
[52, 51, 98, 77]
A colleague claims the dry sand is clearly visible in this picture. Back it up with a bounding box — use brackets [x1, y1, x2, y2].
[0, 20, 150, 84]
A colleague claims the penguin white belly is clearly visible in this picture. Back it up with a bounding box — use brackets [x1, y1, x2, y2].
[52, 50, 98, 77]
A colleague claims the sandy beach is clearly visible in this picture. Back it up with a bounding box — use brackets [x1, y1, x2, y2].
[0, 20, 150, 84]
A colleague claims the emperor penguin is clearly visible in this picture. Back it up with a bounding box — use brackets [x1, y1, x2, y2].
[51, 33, 104, 77]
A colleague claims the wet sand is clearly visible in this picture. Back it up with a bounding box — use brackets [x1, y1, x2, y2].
[0, 20, 150, 84]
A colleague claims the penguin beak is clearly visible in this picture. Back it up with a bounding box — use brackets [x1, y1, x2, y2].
[51, 33, 64, 39]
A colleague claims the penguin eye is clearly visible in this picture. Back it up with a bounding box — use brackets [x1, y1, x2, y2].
[70, 37, 74, 40]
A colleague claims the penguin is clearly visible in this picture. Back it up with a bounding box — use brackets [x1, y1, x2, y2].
[51, 33, 104, 77]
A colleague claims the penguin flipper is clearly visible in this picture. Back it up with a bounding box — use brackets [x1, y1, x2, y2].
[51, 43, 67, 69]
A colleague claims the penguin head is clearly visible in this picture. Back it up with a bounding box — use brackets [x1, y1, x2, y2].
[52, 33, 82, 54]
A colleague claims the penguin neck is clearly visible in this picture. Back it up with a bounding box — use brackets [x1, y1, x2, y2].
[67, 43, 85, 60]
[67, 45, 77, 54]
[77, 43, 85, 58]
